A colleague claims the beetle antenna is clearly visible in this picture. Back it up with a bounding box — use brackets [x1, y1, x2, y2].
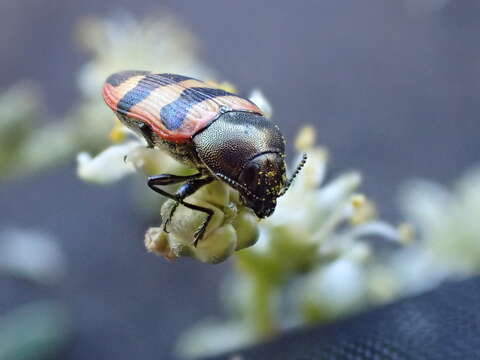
[215, 173, 262, 200]
[279, 153, 307, 196]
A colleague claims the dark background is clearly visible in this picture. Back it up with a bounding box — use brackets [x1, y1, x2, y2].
[1, 1, 479, 359]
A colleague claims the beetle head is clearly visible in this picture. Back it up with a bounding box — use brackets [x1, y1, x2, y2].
[236, 152, 286, 218]
[193, 111, 306, 218]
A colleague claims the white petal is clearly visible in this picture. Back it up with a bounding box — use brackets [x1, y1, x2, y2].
[175, 320, 252, 359]
[76, 141, 140, 183]
[390, 247, 450, 295]
[348, 221, 402, 243]
[0, 229, 66, 285]
[248, 89, 273, 119]
[289, 148, 328, 191]
[316, 171, 362, 210]
[398, 179, 451, 229]
[301, 258, 366, 315]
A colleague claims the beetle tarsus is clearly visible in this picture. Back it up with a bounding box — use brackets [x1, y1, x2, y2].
[193, 211, 213, 247]
[163, 202, 179, 233]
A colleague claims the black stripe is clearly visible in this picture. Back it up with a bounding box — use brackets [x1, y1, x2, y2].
[106, 70, 150, 87]
[116, 74, 194, 114]
[158, 73, 197, 82]
[160, 87, 235, 130]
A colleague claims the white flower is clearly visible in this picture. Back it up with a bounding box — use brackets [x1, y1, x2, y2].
[298, 257, 367, 322]
[175, 320, 253, 359]
[264, 147, 330, 231]
[76, 141, 140, 183]
[248, 89, 273, 119]
[0, 229, 66, 285]
[398, 167, 480, 275]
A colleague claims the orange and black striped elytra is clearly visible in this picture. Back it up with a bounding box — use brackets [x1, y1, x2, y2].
[102, 71, 306, 245]
[103, 71, 261, 143]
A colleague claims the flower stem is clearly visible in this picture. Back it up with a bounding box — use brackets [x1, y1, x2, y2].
[249, 278, 277, 339]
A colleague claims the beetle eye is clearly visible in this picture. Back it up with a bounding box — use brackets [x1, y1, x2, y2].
[240, 162, 258, 185]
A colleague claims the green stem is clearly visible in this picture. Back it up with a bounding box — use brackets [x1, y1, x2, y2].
[249, 278, 277, 339]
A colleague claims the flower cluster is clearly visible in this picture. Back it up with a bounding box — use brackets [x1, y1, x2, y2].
[400, 169, 480, 274]
[78, 110, 412, 356]
[71, 18, 413, 350]
[5, 10, 480, 360]
[175, 127, 411, 358]
[369, 168, 480, 298]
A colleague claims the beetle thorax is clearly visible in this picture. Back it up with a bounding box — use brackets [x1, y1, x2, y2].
[193, 111, 287, 217]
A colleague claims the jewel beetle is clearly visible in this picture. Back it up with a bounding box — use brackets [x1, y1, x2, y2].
[102, 71, 306, 245]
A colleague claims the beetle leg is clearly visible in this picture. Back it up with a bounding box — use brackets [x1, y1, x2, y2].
[163, 177, 214, 233]
[163, 202, 179, 233]
[193, 210, 213, 247]
[148, 172, 202, 186]
[147, 174, 215, 245]
[148, 173, 203, 232]
[138, 123, 155, 148]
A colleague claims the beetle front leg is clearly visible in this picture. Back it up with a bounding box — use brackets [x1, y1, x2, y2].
[163, 177, 214, 233]
[147, 172, 202, 187]
[148, 172, 203, 232]
[147, 174, 215, 245]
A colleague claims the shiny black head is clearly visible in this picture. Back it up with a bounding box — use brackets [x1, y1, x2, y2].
[237, 152, 287, 217]
[193, 111, 288, 218]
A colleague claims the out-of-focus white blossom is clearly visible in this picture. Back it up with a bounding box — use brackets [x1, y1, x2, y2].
[0, 229, 66, 285]
[298, 257, 367, 323]
[349, 167, 480, 309]
[77, 141, 140, 183]
[175, 321, 253, 359]
[76, 12, 214, 98]
[177, 126, 409, 358]
[248, 89, 273, 119]
[398, 167, 480, 277]
[2, 12, 214, 181]
[385, 247, 448, 296]
[0, 301, 70, 360]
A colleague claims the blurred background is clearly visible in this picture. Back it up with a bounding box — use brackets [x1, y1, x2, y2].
[0, 1, 479, 359]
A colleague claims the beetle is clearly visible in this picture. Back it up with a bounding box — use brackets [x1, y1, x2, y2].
[102, 71, 306, 245]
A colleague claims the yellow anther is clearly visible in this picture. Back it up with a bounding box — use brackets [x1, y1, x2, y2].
[397, 223, 415, 245]
[206, 80, 237, 94]
[109, 118, 126, 143]
[295, 125, 316, 151]
[350, 193, 377, 226]
[351, 194, 366, 209]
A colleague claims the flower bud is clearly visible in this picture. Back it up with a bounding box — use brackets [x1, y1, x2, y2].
[232, 209, 259, 251]
[145, 180, 259, 264]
